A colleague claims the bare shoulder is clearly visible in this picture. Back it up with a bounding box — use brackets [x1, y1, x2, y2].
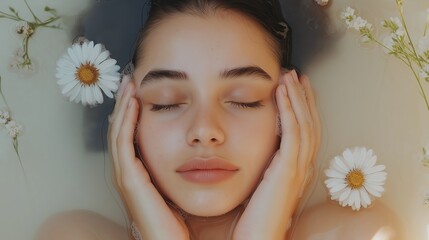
[36, 210, 130, 240]
[291, 201, 404, 240]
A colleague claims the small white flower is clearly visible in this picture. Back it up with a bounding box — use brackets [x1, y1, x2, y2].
[390, 17, 402, 28]
[383, 17, 405, 37]
[418, 35, 429, 55]
[0, 110, 11, 124]
[383, 34, 397, 53]
[341, 7, 356, 28]
[361, 35, 370, 43]
[351, 17, 368, 31]
[420, 70, 429, 81]
[16, 22, 34, 38]
[56, 40, 120, 106]
[315, 0, 329, 6]
[341, 7, 355, 20]
[5, 120, 23, 139]
[325, 147, 387, 211]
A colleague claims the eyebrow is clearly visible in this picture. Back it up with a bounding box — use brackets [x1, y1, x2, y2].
[140, 65, 272, 86]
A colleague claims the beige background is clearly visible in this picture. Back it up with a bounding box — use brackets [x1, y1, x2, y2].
[0, 0, 428, 239]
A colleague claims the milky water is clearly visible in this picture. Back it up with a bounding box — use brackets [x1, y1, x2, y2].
[0, 0, 428, 239]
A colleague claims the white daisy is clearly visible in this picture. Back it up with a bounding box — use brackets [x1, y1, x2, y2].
[56, 40, 120, 106]
[325, 147, 387, 211]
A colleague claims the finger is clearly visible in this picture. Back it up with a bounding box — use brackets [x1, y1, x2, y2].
[275, 80, 299, 170]
[110, 81, 136, 181]
[112, 75, 131, 117]
[117, 93, 150, 188]
[300, 75, 321, 166]
[285, 71, 313, 174]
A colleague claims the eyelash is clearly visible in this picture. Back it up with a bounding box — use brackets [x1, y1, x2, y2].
[150, 101, 263, 112]
[150, 104, 181, 111]
[229, 101, 264, 109]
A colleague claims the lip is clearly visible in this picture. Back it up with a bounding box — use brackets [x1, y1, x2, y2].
[176, 158, 238, 184]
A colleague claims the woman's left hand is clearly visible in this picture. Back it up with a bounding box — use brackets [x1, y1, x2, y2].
[233, 70, 321, 240]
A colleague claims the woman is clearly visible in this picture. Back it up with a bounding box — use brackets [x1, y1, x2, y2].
[38, 0, 320, 239]
[109, 0, 319, 239]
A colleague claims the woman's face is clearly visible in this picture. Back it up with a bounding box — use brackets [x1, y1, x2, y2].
[133, 10, 281, 217]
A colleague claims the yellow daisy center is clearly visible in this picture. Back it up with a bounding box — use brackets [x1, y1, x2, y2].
[346, 169, 365, 189]
[76, 63, 99, 85]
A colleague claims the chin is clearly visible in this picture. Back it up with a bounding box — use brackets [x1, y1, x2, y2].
[183, 204, 237, 217]
[176, 193, 243, 217]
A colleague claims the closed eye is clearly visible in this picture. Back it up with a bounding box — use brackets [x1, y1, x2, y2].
[228, 101, 264, 109]
[150, 104, 182, 111]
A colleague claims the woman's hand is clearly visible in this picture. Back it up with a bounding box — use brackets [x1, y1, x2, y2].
[108, 76, 189, 240]
[233, 70, 321, 240]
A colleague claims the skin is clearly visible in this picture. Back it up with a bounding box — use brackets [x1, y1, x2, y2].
[34, 6, 403, 240]
[134, 11, 280, 217]
[109, 10, 320, 240]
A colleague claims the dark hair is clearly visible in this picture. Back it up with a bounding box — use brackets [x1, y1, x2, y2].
[131, 0, 292, 68]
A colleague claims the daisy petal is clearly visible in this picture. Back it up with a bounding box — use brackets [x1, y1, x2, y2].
[359, 188, 372, 207]
[95, 50, 110, 65]
[94, 86, 104, 104]
[339, 187, 351, 202]
[98, 59, 117, 71]
[325, 169, 346, 179]
[364, 184, 384, 197]
[97, 81, 114, 98]
[365, 164, 386, 174]
[69, 84, 82, 101]
[89, 43, 102, 63]
[61, 80, 79, 94]
[343, 149, 355, 169]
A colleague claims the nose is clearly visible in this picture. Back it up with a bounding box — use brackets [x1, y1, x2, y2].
[186, 106, 225, 147]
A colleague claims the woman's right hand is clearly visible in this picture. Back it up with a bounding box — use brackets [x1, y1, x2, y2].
[108, 75, 189, 240]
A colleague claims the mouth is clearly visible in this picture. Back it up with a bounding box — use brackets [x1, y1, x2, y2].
[176, 158, 238, 184]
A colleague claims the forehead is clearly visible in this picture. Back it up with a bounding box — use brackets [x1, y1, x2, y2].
[134, 10, 279, 81]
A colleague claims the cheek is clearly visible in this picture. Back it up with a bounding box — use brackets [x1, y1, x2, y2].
[136, 116, 184, 170]
[228, 107, 279, 164]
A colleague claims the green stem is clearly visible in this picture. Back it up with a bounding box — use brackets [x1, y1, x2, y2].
[0, 11, 22, 21]
[21, 37, 31, 67]
[36, 16, 60, 27]
[372, 37, 411, 67]
[13, 139, 28, 186]
[0, 76, 10, 109]
[41, 25, 61, 30]
[424, 21, 428, 37]
[397, 1, 423, 68]
[406, 57, 429, 111]
[23, 0, 40, 23]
